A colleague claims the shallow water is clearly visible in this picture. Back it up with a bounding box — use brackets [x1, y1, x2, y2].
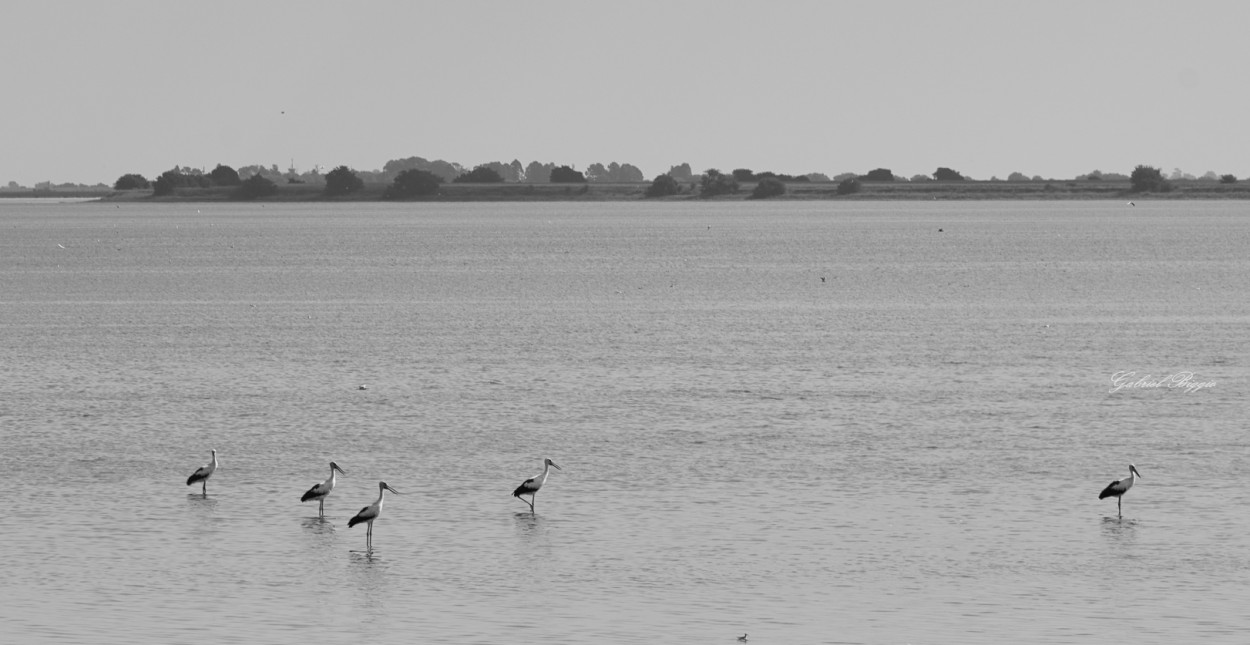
[1, 200, 1247, 644]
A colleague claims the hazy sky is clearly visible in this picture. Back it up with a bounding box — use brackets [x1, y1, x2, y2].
[4, 0, 1248, 185]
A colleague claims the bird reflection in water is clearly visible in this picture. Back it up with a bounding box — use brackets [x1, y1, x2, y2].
[301, 516, 336, 535]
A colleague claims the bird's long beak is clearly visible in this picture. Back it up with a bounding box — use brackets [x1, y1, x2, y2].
[550, 461, 562, 470]
[334, 464, 346, 475]
[383, 484, 402, 494]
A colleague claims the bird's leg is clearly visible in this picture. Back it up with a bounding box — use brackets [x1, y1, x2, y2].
[318, 498, 325, 518]
[531, 493, 537, 513]
[1118, 497, 1122, 519]
[202, 481, 207, 497]
[367, 523, 373, 552]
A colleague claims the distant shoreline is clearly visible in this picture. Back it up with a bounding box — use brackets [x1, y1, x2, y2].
[9, 179, 1250, 202]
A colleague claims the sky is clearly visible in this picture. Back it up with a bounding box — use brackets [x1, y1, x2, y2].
[3, 0, 1248, 186]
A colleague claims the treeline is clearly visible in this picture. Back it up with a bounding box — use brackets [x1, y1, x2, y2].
[111, 157, 1242, 201]
[111, 156, 657, 199]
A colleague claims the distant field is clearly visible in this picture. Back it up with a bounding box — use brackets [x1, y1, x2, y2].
[85, 178, 1250, 202]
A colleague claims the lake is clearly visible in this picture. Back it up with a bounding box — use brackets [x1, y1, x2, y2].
[1, 200, 1247, 644]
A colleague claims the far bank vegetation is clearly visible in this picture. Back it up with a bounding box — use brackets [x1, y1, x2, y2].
[97, 157, 1248, 203]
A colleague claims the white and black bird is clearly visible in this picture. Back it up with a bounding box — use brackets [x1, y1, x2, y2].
[1098, 464, 1142, 518]
[738, 634, 749, 642]
[348, 481, 401, 552]
[300, 461, 346, 517]
[185, 449, 218, 496]
[512, 457, 562, 513]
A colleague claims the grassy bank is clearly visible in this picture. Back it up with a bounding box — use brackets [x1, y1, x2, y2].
[92, 178, 1250, 202]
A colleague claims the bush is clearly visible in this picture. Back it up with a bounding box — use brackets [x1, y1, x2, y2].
[385, 169, 443, 198]
[644, 174, 680, 198]
[453, 166, 505, 183]
[860, 168, 894, 182]
[324, 166, 364, 196]
[836, 178, 861, 195]
[152, 169, 209, 196]
[234, 174, 278, 199]
[210, 164, 241, 187]
[1129, 165, 1172, 193]
[113, 173, 150, 190]
[933, 167, 965, 181]
[1220, 174, 1237, 184]
[750, 177, 786, 199]
[699, 168, 738, 198]
[550, 165, 586, 183]
[732, 168, 755, 182]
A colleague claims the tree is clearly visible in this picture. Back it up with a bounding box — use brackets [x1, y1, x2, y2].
[151, 168, 209, 196]
[860, 168, 895, 182]
[524, 161, 554, 183]
[113, 173, 150, 190]
[385, 169, 443, 198]
[465, 161, 518, 182]
[1129, 165, 1172, 193]
[382, 156, 462, 182]
[1007, 172, 1029, 182]
[1220, 174, 1237, 184]
[324, 166, 364, 196]
[836, 178, 861, 195]
[644, 174, 680, 198]
[614, 163, 645, 182]
[585, 163, 609, 182]
[453, 166, 505, 183]
[209, 164, 241, 186]
[550, 165, 586, 183]
[667, 163, 694, 182]
[699, 168, 738, 198]
[933, 167, 965, 181]
[732, 168, 755, 182]
[750, 177, 786, 199]
[586, 162, 646, 183]
[234, 174, 278, 199]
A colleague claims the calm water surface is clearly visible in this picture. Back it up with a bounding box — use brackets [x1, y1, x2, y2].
[1, 200, 1247, 644]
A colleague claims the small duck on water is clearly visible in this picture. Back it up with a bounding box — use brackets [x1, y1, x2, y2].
[738, 635, 748, 642]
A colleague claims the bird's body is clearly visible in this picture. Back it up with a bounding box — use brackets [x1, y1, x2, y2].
[1099, 464, 1142, 518]
[348, 482, 401, 551]
[512, 457, 561, 513]
[739, 634, 749, 642]
[186, 449, 218, 495]
[301, 461, 346, 517]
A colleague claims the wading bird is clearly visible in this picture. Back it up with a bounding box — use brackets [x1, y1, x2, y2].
[185, 449, 218, 496]
[1098, 464, 1142, 518]
[300, 461, 346, 517]
[348, 482, 401, 552]
[512, 457, 562, 513]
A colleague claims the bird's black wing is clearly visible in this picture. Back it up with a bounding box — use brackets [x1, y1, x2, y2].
[300, 485, 320, 502]
[186, 469, 207, 486]
[347, 507, 370, 528]
[512, 478, 536, 498]
[1098, 481, 1120, 499]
